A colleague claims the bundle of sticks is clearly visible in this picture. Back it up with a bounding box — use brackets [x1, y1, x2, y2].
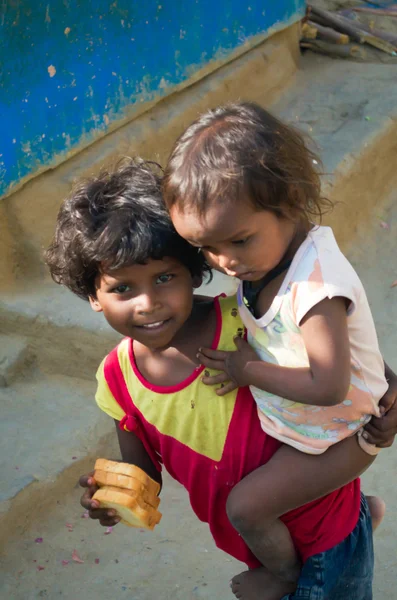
[301, 4, 397, 59]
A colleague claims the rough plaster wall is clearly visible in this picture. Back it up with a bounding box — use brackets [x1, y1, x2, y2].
[0, 0, 305, 197]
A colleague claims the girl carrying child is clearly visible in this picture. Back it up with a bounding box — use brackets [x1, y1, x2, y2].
[45, 155, 397, 600]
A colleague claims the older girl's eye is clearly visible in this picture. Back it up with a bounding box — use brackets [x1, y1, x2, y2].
[112, 284, 131, 294]
[156, 274, 174, 284]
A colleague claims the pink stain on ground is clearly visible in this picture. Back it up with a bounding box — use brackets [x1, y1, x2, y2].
[35, 537, 43, 543]
[72, 549, 84, 564]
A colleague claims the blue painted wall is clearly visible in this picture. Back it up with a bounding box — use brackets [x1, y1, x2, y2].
[0, 0, 305, 197]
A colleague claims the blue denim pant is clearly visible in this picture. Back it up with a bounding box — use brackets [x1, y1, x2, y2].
[282, 494, 374, 600]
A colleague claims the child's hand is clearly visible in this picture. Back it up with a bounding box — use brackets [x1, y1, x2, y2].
[79, 472, 121, 527]
[198, 336, 259, 396]
[362, 370, 397, 448]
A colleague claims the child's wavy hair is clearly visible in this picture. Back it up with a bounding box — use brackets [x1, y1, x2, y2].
[45, 158, 211, 300]
[163, 102, 331, 222]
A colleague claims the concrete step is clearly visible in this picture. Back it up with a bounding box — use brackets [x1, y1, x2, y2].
[0, 335, 30, 387]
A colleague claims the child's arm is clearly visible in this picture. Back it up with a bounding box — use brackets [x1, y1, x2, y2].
[199, 296, 350, 405]
[79, 420, 162, 526]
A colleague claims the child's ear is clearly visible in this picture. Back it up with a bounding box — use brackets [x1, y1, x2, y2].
[192, 275, 203, 289]
[89, 295, 103, 313]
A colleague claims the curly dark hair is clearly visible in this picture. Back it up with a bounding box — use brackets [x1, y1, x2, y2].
[163, 102, 331, 222]
[45, 158, 211, 300]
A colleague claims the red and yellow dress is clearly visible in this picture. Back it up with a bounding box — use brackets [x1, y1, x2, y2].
[95, 295, 361, 567]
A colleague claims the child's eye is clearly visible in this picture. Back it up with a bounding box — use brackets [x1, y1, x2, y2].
[156, 274, 174, 284]
[112, 284, 131, 294]
[232, 237, 249, 246]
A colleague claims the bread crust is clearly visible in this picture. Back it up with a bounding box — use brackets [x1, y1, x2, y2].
[94, 469, 160, 509]
[93, 486, 162, 530]
[94, 459, 160, 497]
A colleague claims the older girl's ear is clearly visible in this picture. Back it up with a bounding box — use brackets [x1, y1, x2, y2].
[89, 296, 103, 313]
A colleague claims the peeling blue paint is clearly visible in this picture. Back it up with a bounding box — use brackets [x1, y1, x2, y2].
[0, 1, 305, 197]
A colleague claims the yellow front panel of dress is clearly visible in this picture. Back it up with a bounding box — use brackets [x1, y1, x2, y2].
[118, 296, 243, 462]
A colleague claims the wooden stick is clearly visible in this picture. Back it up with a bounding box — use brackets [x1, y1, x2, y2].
[362, 32, 397, 54]
[308, 5, 397, 55]
[351, 7, 397, 17]
[307, 20, 349, 44]
[308, 5, 365, 41]
[300, 39, 367, 59]
[338, 11, 397, 46]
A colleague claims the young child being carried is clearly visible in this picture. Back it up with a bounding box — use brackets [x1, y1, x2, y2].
[163, 102, 394, 599]
[45, 157, 397, 600]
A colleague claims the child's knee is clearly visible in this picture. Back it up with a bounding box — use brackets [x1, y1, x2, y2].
[226, 484, 270, 533]
[226, 488, 251, 532]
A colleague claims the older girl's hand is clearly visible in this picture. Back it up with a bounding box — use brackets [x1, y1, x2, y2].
[79, 472, 121, 527]
[362, 365, 397, 448]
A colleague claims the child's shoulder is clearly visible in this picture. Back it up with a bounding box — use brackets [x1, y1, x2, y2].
[295, 226, 362, 289]
[94, 339, 129, 421]
[287, 226, 366, 324]
[96, 338, 130, 382]
[193, 292, 239, 314]
[193, 293, 243, 348]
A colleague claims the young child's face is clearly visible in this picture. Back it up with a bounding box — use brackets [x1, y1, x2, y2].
[89, 257, 195, 350]
[170, 197, 296, 282]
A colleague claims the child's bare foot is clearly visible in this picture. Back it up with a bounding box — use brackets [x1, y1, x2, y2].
[231, 567, 295, 600]
[366, 495, 386, 531]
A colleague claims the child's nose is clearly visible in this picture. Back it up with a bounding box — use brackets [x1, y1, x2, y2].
[136, 292, 160, 314]
[218, 253, 238, 273]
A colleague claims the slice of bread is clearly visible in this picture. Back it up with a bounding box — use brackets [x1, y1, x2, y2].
[94, 459, 160, 497]
[93, 486, 162, 530]
[94, 469, 160, 509]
